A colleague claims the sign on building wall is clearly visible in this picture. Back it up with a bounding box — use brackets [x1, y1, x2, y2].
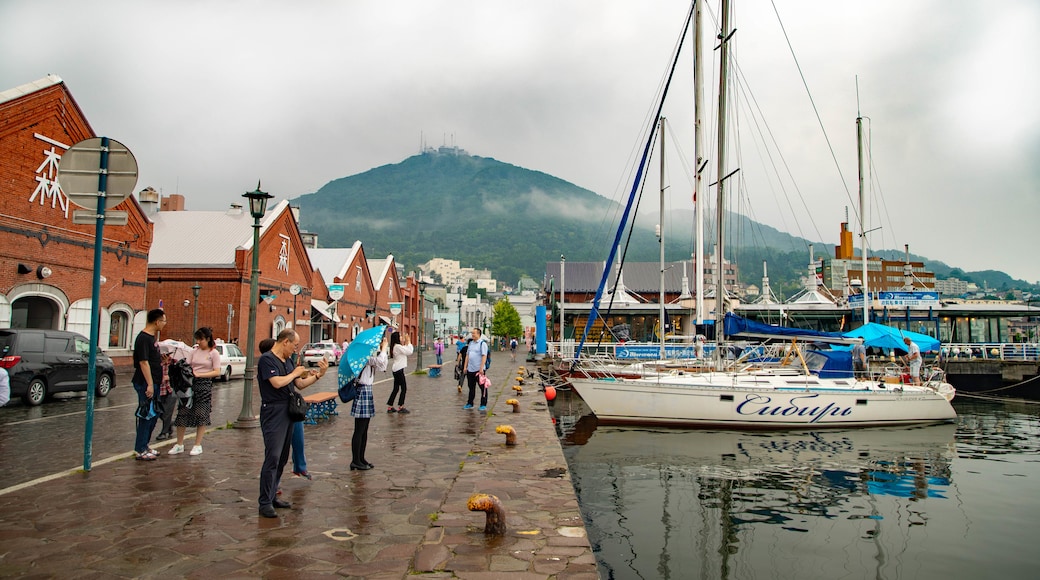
[29, 133, 71, 219]
[849, 291, 940, 308]
[278, 234, 290, 274]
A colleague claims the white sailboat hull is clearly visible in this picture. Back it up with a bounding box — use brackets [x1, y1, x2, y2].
[568, 372, 957, 429]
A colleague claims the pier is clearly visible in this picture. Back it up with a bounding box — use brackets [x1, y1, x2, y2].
[0, 359, 597, 578]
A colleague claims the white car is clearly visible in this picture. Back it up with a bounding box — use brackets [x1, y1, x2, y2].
[303, 341, 340, 367]
[213, 342, 246, 381]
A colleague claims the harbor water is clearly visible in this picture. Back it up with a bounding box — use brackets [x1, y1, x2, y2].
[551, 389, 1040, 579]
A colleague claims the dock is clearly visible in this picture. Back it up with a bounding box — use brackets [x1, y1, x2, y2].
[0, 359, 597, 579]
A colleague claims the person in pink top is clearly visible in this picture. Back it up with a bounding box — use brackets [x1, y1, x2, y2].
[169, 327, 222, 456]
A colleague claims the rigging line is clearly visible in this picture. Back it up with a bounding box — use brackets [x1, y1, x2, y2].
[768, 0, 860, 223]
[575, 0, 696, 359]
[730, 53, 823, 245]
[734, 77, 807, 251]
[866, 119, 899, 251]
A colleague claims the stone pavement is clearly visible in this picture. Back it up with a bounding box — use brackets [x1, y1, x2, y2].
[0, 356, 598, 579]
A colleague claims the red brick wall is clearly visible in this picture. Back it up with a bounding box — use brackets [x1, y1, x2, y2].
[1, 80, 153, 368]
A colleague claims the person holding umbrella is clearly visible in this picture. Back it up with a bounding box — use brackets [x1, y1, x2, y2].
[339, 325, 389, 471]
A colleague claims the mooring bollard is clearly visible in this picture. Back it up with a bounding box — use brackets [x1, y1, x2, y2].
[496, 424, 517, 446]
[468, 493, 507, 535]
[512, 385, 523, 396]
[506, 398, 520, 412]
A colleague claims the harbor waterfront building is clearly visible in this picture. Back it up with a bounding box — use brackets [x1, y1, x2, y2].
[0, 75, 154, 369]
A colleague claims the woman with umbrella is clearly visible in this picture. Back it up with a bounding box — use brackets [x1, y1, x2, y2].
[340, 325, 389, 471]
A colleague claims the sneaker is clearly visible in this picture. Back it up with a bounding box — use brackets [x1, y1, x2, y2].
[478, 406, 487, 412]
[397, 407, 410, 414]
[462, 404, 474, 410]
[387, 407, 397, 413]
[190, 445, 203, 456]
[168, 444, 184, 455]
[135, 450, 157, 461]
[293, 471, 313, 480]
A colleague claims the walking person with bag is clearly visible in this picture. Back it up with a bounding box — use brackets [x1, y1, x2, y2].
[132, 309, 166, 461]
[351, 331, 388, 471]
[462, 327, 489, 411]
[258, 329, 328, 518]
[169, 327, 221, 456]
[386, 331, 414, 414]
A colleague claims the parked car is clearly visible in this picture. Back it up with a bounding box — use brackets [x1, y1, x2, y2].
[303, 341, 340, 366]
[0, 328, 117, 406]
[213, 341, 246, 382]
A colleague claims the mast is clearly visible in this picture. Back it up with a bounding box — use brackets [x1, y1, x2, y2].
[694, 0, 706, 326]
[560, 254, 566, 341]
[856, 80, 869, 324]
[658, 116, 667, 360]
[715, 0, 732, 346]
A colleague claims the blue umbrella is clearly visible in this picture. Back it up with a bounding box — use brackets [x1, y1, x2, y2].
[842, 323, 940, 353]
[338, 325, 388, 381]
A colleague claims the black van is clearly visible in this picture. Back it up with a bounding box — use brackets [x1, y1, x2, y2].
[0, 329, 117, 406]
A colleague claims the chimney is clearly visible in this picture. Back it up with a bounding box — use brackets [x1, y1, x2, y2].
[137, 187, 160, 216]
[160, 194, 185, 211]
[227, 203, 244, 216]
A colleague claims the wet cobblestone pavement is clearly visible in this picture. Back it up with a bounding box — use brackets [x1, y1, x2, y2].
[0, 357, 597, 578]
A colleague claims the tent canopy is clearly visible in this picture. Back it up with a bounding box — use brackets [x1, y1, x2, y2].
[842, 323, 940, 353]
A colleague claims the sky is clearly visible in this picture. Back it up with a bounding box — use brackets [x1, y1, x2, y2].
[3, 0, 1038, 283]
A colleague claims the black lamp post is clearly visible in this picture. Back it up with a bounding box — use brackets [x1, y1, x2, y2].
[235, 181, 273, 429]
[456, 295, 464, 336]
[191, 283, 201, 332]
[416, 278, 427, 371]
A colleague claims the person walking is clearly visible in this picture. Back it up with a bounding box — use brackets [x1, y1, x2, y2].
[509, 337, 518, 361]
[132, 309, 166, 461]
[462, 327, 489, 411]
[903, 336, 922, 385]
[386, 331, 413, 414]
[168, 328, 221, 456]
[351, 332, 388, 471]
[258, 330, 328, 518]
[434, 338, 444, 366]
[155, 352, 175, 441]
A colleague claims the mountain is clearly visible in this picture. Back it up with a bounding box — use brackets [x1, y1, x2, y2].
[293, 152, 1038, 292]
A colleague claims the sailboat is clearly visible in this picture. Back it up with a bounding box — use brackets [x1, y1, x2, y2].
[566, 0, 956, 429]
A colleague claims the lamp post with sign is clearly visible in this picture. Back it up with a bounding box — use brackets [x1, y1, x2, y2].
[415, 279, 427, 372]
[289, 284, 302, 328]
[235, 183, 273, 429]
[328, 284, 344, 343]
[57, 136, 137, 472]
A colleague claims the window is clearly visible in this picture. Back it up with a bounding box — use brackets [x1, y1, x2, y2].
[109, 311, 129, 348]
[74, 337, 90, 355]
[45, 336, 70, 353]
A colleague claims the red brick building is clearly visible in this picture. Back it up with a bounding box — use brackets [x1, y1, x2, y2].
[308, 241, 379, 344]
[0, 75, 154, 366]
[146, 199, 325, 357]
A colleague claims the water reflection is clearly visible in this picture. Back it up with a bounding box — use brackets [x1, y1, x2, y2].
[552, 388, 1040, 580]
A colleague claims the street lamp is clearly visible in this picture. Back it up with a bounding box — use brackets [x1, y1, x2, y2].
[191, 283, 201, 332]
[415, 278, 427, 371]
[235, 181, 273, 429]
[456, 295, 464, 336]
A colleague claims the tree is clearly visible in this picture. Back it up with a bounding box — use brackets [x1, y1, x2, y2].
[492, 298, 523, 341]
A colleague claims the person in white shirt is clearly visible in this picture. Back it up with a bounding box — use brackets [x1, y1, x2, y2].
[385, 331, 414, 414]
[0, 366, 10, 407]
[903, 337, 922, 385]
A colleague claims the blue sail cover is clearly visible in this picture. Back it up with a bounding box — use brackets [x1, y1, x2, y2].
[723, 313, 850, 343]
[842, 323, 940, 353]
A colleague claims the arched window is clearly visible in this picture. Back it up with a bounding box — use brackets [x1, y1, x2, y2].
[109, 311, 130, 348]
[272, 316, 286, 338]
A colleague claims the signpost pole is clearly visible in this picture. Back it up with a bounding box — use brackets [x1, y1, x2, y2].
[82, 137, 110, 472]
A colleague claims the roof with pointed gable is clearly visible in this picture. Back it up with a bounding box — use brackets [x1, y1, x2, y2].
[148, 199, 289, 267]
[308, 241, 363, 286]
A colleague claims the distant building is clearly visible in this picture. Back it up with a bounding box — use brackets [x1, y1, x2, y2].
[934, 277, 969, 296]
[824, 222, 936, 292]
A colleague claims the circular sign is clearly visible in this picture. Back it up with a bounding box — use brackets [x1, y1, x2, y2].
[289, 284, 302, 296]
[57, 137, 138, 211]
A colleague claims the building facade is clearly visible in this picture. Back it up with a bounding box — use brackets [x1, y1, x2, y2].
[1, 75, 154, 367]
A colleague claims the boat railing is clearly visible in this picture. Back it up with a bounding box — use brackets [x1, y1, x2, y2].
[942, 343, 1040, 362]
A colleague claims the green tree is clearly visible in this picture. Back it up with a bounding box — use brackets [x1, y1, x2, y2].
[492, 298, 523, 341]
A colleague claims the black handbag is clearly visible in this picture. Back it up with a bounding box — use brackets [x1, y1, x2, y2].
[288, 387, 309, 422]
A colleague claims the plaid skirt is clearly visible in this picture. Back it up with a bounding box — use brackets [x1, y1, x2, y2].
[350, 383, 374, 418]
[174, 378, 212, 427]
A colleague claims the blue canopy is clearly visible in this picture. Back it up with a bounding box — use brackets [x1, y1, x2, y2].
[724, 313, 854, 344]
[842, 323, 940, 353]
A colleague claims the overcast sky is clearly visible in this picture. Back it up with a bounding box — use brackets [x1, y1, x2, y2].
[3, 1, 1038, 283]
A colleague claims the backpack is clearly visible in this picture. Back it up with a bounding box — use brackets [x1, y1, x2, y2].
[338, 375, 360, 403]
[168, 359, 194, 393]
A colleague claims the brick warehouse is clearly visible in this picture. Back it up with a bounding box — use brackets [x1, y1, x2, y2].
[0, 75, 153, 368]
[146, 199, 331, 356]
